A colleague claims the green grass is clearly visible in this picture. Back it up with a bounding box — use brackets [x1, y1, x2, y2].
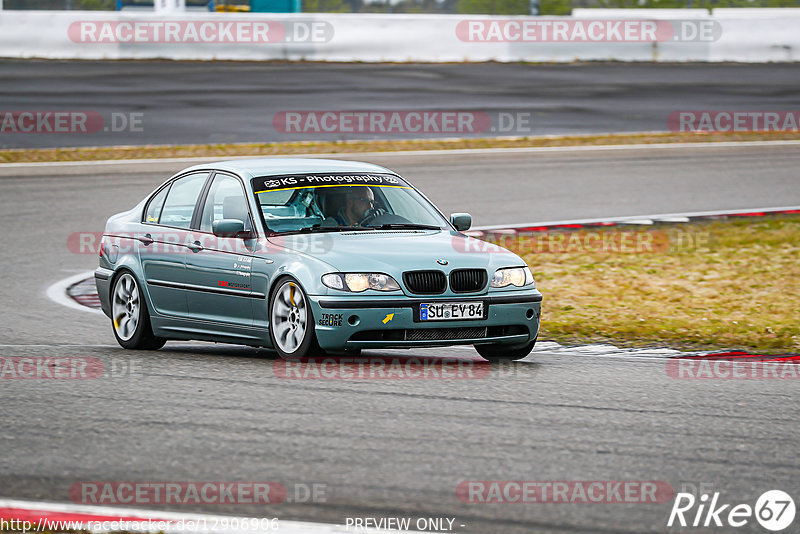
[1, 130, 798, 164]
[484, 215, 800, 353]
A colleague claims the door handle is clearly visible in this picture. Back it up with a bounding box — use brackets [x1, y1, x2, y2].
[186, 240, 204, 253]
[138, 233, 153, 246]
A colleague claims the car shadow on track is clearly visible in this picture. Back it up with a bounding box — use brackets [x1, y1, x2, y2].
[146, 343, 542, 382]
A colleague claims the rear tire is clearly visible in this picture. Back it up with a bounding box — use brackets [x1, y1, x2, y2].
[475, 336, 536, 363]
[111, 272, 166, 350]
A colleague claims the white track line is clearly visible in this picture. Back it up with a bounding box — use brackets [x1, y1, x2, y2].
[474, 205, 800, 231]
[435, 341, 692, 360]
[3, 139, 800, 169]
[534, 351, 678, 363]
[366, 139, 800, 157]
[0, 344, 117, 348]
[0, 498, 430, 534]
[45, 270, 104, 315]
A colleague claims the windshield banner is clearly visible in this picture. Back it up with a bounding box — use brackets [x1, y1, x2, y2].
[253, 173, 409, 193]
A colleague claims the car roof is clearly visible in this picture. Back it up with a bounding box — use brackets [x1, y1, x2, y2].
[182, 158, 395, 179]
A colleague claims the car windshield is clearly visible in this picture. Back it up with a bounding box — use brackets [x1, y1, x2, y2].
[251, 173, 450, 234]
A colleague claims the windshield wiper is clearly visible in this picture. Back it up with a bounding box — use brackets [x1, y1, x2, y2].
[367, 223, 442, 230]
[276, 225, 373, 235]
[272, 224, 441, 235]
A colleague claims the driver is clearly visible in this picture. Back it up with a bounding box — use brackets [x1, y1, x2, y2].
[334, 186, 375, 226]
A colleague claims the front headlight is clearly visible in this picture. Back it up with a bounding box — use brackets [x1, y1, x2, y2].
[490, 266, 535, 288]
[322, 273, 401, 292]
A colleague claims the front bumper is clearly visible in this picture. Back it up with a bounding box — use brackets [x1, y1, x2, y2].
[309, 290, 542, 350]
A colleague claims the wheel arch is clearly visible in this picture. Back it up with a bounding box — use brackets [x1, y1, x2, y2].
[109, 260, 156, 317]
[268, 273, 302, 302]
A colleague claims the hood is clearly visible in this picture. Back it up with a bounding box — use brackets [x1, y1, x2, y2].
[267, 229, 523, 275]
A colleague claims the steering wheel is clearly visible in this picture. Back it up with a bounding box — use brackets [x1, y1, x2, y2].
[358, 207, 385, 226]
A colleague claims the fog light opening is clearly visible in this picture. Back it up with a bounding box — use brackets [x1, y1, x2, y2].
[348, 315, 360, 326]
[526, 308, 535, 320]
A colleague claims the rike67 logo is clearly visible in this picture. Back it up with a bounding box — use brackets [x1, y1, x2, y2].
[668, 490, 796, 531]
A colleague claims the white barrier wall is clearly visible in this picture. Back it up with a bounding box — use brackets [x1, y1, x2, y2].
[710, 9, 800, 62]
[0, 9, 797, 62]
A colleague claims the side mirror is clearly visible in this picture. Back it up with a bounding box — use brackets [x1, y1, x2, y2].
[212, 219, 247, 238]
[450, 213, 472, 232]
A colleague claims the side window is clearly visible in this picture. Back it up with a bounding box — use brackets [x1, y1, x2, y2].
[158, 172, 209, 228]
[143, 185, 169, 223]
[199, 174, 253, 233]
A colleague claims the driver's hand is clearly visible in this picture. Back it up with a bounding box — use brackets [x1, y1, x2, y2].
[357, 207, 378, 226]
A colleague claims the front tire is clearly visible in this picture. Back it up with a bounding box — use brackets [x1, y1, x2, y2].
[269, 278, 322, 359]
[475, 337, 536, 363]
[111, 272, 166, 350]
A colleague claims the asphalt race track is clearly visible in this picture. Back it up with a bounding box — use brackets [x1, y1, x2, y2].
[1, 144, 799, 532]
[2, 61, 800, 148]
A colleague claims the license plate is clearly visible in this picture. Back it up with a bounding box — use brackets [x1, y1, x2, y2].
[420, 302, 483, 321]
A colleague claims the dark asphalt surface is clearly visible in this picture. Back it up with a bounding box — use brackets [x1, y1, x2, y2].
[2, 61, 800, 148]
[1, 146, 799, 532]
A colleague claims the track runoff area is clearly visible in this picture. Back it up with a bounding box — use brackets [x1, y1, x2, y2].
[5, 140, 800, 534]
